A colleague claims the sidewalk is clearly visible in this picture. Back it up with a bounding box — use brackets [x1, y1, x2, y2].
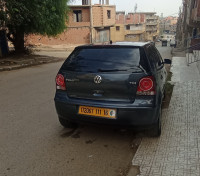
[131, 57, 200, 176]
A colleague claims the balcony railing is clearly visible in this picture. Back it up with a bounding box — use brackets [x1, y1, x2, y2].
[146, 28, 157, 32]
[146, 22, 158, 26]
[146, 17, 158, 20]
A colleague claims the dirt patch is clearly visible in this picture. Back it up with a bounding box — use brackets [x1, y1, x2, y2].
[162, 71, 174, 109]
[127, 166, 140, 176]
[172, 47, 186, 57]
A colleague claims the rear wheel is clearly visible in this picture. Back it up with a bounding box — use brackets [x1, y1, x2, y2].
[58, 117, 78, 128]
[150, 109, 161, 137]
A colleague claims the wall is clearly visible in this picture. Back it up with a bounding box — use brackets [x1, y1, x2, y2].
[68, 7, 90, 27]
[116, 13, 125, 24]
[110, 24, 125, 42]
[103, 6, 116, 26]
[26, 7, 91, 45]
[125, 14, 134, 24]
[130, 24, 145, 31]
[92, 6, 103, 26]
[92, 5, 116, 27]
[26, 27, 90, 45]
[125, 34, 140, 42]
[125, 13, 145, 24]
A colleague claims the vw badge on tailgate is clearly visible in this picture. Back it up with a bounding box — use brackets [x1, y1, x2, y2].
[94, 75, 102, 84]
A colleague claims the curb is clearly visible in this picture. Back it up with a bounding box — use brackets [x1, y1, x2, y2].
[0, 58, 65, 72]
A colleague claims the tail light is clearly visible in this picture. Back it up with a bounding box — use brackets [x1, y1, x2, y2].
[56, 74, 66, 90]
[137, 76, 156, 95]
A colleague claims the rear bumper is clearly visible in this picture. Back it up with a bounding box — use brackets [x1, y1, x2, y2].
[54, 93, 160, 128]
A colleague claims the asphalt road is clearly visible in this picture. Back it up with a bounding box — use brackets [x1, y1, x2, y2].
[156, 42, 173, 60]
[0, 44, 172, 176]
[0, 62, 139, 176]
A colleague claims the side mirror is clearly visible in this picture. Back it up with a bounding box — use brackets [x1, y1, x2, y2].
[164, 59, 172, 65]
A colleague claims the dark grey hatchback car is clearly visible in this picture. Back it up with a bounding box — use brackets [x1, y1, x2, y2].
[54, 42, 170, 136]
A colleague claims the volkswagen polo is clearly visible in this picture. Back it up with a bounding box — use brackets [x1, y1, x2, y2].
[54, 42, 171, 136]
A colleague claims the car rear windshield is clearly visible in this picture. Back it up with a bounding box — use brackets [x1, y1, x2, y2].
[62, 47, 149, 73]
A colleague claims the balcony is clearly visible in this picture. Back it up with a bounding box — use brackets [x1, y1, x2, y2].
[146, 22, 158, 26]
[146, 28, 157, 32]
[125, 30, 145, 35]
[146, 17, 158, 20]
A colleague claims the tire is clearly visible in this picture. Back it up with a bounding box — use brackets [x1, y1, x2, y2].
[58, 117, 78, 128]
[150, 109, 161, 137]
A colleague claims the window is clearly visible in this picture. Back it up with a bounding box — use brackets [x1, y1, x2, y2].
[126, 25, 130, 30]
[148, 46, 163, 70]
[107, 10, 111, 19]
[73, 10, 82, 22]
[116, 26, 120, 31]
[62, 48, 144, 72]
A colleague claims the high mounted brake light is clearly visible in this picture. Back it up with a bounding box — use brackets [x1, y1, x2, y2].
[136, 76, 156, 95]
[56, 74, 66, 90]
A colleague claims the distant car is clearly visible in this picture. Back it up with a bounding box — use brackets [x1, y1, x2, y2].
[54, 42, 171, 137]
[162, 40, 168, 47]
[170, 40, 176, 47]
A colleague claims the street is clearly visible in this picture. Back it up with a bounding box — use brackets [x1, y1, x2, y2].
[0, 45, 172, 176]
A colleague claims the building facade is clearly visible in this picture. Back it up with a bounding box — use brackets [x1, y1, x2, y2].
[145, 12, 160, 41]
[113, 12, 159, 42]
[177, 0, 200, 47]
[27, 1, 115, 46]
[160, 16, 178, 35]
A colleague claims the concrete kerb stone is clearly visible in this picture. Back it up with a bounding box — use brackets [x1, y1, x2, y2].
[0, 57, 65, 72]
[0, 45, 75, 72]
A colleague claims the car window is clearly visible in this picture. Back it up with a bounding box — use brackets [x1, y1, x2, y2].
[148, 45, 163, 70]
[62, 47, 149, 72]
[154, 47, 164, 67]
[146, 45, 156, 70]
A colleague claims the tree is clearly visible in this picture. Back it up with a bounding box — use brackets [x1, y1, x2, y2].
[0, 0, 69, 53]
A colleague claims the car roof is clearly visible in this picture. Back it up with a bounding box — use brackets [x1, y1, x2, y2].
[114, 42, 150, 47]
[76, 42, 151, 49]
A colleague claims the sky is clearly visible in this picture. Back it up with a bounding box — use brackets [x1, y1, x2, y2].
[70, 0, 183, 17]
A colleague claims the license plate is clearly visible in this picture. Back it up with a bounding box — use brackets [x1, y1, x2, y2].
[78, 106, 116, 119]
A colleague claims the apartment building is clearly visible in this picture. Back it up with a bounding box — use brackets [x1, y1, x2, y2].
[124, 13, 146, 42]
[177, 0, 200, 47]
[145, 13, 159, 41]
[160, 16, 178, 35]
[27, 0, 115, 45]
[113, 12, 159, 42]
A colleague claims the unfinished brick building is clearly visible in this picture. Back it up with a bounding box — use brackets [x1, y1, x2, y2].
[27, 0, 115, 46]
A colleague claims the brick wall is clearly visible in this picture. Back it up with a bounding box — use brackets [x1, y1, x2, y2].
[92, 6, 115, 27]
[126, 13, 145, 24]
[68, 7, 90, 27]
[103, 6, 116, 26]
[116, 13, 125, 24]
[126, 14, 134, 24]
[26, 27, 90, 45]
[93, 6, 103, 26]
